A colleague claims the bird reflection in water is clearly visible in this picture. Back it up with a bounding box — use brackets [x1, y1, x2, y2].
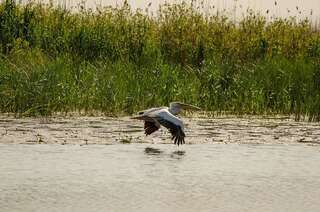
[144, 147, 163, 155]
[170, 150, 186, 159]
[144, 147, 186, 159]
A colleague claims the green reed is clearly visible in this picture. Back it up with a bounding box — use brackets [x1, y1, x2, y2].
[0, 0, 320, 120]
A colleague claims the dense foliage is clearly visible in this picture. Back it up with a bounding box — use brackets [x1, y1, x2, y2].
[0, 0, 320, 120]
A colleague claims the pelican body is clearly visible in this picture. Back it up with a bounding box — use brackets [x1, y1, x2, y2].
[131, 102, 200, 145]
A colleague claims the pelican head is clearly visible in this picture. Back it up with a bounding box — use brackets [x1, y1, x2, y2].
[169, 102, 201, 115]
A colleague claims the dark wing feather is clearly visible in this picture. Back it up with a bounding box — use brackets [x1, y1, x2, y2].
[156, 117, 185, 146]
[144, 121, 160, 135]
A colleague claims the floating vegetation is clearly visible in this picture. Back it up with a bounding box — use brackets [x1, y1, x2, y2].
[118, 136, 133, 144]
[0, 0, 319, 120]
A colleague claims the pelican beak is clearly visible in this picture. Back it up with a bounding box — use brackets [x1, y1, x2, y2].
[180, 103, 201, 111]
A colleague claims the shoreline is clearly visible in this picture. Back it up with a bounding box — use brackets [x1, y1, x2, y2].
[1, 115, 319, 145]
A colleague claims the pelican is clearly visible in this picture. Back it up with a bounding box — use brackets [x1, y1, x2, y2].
[131, 102, 201, 145]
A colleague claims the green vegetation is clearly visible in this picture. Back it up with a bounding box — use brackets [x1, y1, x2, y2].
[0, 0, 320, 120]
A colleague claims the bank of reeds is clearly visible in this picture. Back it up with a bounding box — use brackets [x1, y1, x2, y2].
[0, 0, 320, 120]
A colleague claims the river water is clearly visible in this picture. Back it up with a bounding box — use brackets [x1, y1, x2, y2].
[0, 116, 320, 211]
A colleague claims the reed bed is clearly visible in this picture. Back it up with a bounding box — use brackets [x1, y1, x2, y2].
[0, 0, 320, 120]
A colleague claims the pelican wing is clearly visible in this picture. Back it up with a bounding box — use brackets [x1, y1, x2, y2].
[150, 109, 185, 145]
[131, 112, 160, 135]
[144, 121, 160, 135]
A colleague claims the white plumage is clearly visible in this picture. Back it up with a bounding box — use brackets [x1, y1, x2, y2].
[131, 102, 200, 145]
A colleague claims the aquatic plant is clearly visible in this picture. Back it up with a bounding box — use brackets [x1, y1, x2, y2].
[0, 0, 319, 120]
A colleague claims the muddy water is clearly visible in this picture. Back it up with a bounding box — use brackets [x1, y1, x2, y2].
[1, 116, 320, 211]
[1, 115, 320, 145]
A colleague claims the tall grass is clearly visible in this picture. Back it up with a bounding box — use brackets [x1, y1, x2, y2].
[0, 0, 320, 120]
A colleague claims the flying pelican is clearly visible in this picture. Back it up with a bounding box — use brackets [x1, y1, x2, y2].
[131, 102, 201, 145]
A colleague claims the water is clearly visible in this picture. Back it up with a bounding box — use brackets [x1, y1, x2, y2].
[1, 116, 320, 211]
[1, 116, 320, 145]
[0, 143, 320, 212]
